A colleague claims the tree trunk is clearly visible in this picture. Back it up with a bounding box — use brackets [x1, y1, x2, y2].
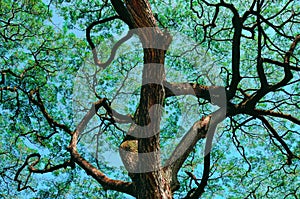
[134, 47, 171, 198]
[114, 1, 173, 198]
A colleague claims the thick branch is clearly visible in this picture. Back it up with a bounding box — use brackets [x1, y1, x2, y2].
[199, 1, 242, 100]
[166, 116, 211, 192]
[110, 0, 134, 28]
[67, 98, 136, 196]
[201, 1, 243, 99]
[164, 82, 210, 100]
[183, 117, 220, 199]
[228, 9, 242, 99]
[67, 147, 136, 196]
[86, 16, 119, 51]
[262, 58, 300, 71]
[164, 82, 226, 107]
[168, 107, 225, 194]
[256, 0, 268, 88]
[185, 153, 211, 199]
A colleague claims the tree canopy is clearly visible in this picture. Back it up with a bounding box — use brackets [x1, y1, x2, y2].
[0, 0, 299, 198]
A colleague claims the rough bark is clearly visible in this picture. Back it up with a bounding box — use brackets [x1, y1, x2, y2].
[118, 0, 174, 198]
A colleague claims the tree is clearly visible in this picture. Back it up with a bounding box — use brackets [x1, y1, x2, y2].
[1, 0, 299, 198]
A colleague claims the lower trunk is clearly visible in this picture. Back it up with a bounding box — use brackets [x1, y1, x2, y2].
[136, 170, 172, 199]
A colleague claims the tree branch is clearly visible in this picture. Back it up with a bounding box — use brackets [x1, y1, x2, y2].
[110, 0, 134, 28]
[167, 106, 225, 194]
[86, 16, 119, 50]
[258, 117, 296, 165]
[29, 89, 72, 135]
[164, 82, 226, 107]
[182, 106, 226, 198]
[256, 0, 268, 89]
[67, 98, 136, 197]
[262, 58, 300, 71]
[67, 147, 136, 197]
[166, 116, 211, 192]
[29, 157, 75, 174]
[14, 153, 40, 192]
[184, 153, 211, 199]
[240, 34, 299, 108]
[86, 17, 133, 68]
[253, 109, 300, 125]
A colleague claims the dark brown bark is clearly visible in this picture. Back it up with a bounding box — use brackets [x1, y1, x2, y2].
[118, 0, 174, 198]
[134, 48, 171, 199]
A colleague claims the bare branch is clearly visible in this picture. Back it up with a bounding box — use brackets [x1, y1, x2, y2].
[254, 109, 300, 125]
[184, 153, 211, 199]
[29, 159, 75, 174]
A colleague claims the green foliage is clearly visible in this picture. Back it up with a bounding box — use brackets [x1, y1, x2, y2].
[1, 0, 299, 198]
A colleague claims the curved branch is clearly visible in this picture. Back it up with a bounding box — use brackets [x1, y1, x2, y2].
[86, 16, 119, 50]
[67, 147, 136, 196]
[184, 153, 211, 199]
[264, 0, 294, 21]
[241, 34, 299, 108]
[67, 98, 136, 197]
[199, 1, 242, 100]
[29, 159, 75, 174]
[257, 13, 295, 40]
[86, 16, 134, 69]
[15, 153, 76, 191]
